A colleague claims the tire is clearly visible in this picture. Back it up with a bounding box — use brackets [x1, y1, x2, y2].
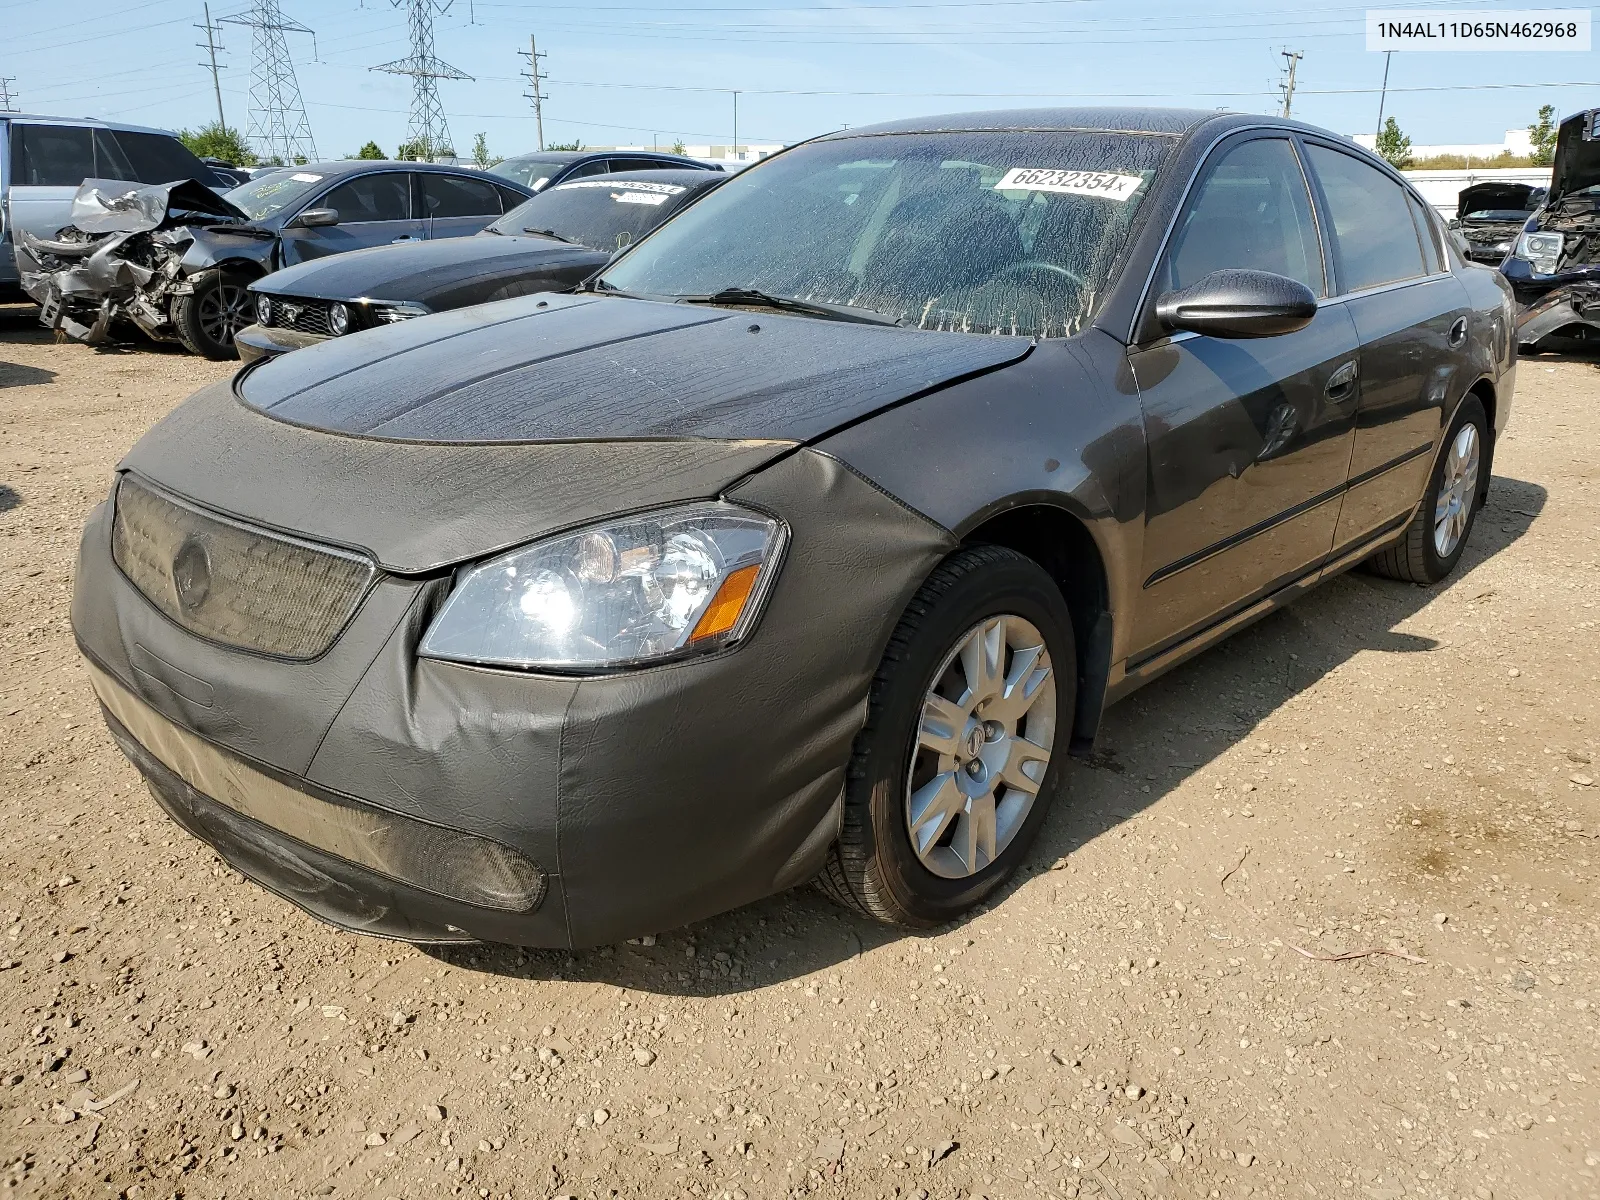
[820, 545, 1076, 927]
[172, 270, 251, 360]
[1367, 396, 1487, 584]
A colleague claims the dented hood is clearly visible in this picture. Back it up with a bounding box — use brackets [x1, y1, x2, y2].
[236, 290, 1030, 442]
[69, 177, 248, 234]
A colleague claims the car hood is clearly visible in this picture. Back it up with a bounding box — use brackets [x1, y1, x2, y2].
[237, 291, 1031, 442]
[1549, 109, 1600, 205]
[252, 233, 597, 303]
[1456, 182, 1537, 219]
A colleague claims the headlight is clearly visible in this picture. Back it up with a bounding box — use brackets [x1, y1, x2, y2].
[420, 503, 787, 670]
[327, 301, 351, 336]
[1516, 231, 1564, 275]
[371, 301, 430, 323]
[255, 295, 274, 326]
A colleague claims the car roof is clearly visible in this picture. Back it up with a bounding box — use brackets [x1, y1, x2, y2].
[500, 149, 714, 168]
[548, 168, 723, 189]
[825, 107, 1226, 139]
[1, 113, 185, 137]
[283, 160, 529, 181]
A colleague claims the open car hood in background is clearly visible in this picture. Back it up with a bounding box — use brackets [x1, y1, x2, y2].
[236, 291, 1031, 443]
[1549, 109, 1600, 205]
[1456, 182, 1537, 219]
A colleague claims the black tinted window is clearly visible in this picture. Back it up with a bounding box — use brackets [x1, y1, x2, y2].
[564, 159, 616, 180]
[421, 173, 500, 218]
[488, 178, 693, 250]
[1306, 145, 1425, 292]
[611, 157, 685, 173]
[111, 130, 214, 185]
[1165, 137, 1324, 294]
[1407, 192, 1444, 273]
[11, 124, 95, 187]
[322, 173, 411, 222]
[492, 183, 528, 211]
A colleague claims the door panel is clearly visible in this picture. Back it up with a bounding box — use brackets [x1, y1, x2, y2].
[280, 171, 421, 266]
[1130, 304, 1360, 657]
[1333, 277, 1470, 550]
[1129, 134, 1358, 661]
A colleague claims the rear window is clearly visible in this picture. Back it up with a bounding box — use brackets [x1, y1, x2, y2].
[487, 177, 695, 250]
[421, 173, 501, 218]
[10, 124, 95, 187]
[1305, 144, 1426, 293]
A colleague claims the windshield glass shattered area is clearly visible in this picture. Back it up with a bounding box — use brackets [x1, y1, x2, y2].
[224, 170, 328, 221]
[600, 131, 1172, 337]
[487, 178, 691, 251]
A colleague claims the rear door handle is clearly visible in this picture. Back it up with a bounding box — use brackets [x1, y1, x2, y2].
[1325, 359, 1359, 400]
[1448, 316, 1468, 347]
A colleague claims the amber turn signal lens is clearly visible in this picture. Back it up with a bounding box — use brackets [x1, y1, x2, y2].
[689, 563, 763, 643]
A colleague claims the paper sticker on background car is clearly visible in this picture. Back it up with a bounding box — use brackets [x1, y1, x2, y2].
[993, 168, 1144, 200]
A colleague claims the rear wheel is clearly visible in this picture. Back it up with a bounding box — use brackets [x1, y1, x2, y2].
[820, 545, 1075, 927]
[172, 270, 251, 360]
[1367, 396, 1487, 584]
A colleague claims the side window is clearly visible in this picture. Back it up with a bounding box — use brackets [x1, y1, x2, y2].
[1304, 145, 1426, 292]
[1163, 137, 1325, 295]
[110, 130, 213, 185]
[322, 173, 411, 222]
[492, 184, 526, 212]
[421, 173, 501, 218]
[564, 159, 616, 180]
[612, 157, 678, 173]
[11, 124, 95, 187]
[1406, 192, 1444, 273]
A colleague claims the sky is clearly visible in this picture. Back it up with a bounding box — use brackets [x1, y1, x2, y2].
[5, 0, 1596, 161]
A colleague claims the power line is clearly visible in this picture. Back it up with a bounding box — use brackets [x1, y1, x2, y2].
[221, 1, 319, 163]
[519, 33, 547, 150]
[197, 3, 228, 130]
[373, 0, 471, 160]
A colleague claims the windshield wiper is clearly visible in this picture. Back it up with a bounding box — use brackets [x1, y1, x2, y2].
[677, 287, 902, 326]
[522, 227, 579, 244]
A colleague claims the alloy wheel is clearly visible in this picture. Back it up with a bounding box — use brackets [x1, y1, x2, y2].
[1433, 422, 1481, 559]
[199, 281, 251, 346]
[905, 614, 1057, 879]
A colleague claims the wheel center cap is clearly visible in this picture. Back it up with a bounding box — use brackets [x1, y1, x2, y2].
[963, 724, 986, 759]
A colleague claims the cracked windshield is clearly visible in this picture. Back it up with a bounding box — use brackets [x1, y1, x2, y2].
[601, 131, 1172, 337]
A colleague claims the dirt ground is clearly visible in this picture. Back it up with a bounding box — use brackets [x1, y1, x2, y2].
[1, 304, 1597, 1200]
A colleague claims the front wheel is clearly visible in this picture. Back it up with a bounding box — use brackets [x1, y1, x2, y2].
[172, 270, 251, 360]
[820, 545, 1075, 927]
[1368, 396, 1487, 584]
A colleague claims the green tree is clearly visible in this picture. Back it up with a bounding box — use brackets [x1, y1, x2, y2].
[471, 132, 501, 169]
[397, 137, 454, 162]
[1528, 104, 1558, 167]
[1375, 116, 1413, 169]
[670, 139, 686, 156]
[547, 139, 583, 152]
[352, 140, 385, 160]
[177, 121, 257, 167]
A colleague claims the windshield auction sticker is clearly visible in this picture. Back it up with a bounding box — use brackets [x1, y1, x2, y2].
[993, 169, 1144, 201]
[1366, 9, 1591, 50]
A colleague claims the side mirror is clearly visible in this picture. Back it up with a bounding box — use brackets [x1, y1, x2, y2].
[293, 207, 340, 229]
[1154, 269, 1318, 339]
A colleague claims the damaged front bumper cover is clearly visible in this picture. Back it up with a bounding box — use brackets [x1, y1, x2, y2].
[1514, 279, 1600, 351]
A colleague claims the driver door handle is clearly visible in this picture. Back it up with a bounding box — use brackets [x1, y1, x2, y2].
[1324, 359, 1359, 401]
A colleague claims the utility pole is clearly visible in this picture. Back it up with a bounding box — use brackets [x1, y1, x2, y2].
[197, 3, 228, 130]
[1374, 49, 1394, 139]
[732, 89, 739, 161]
[0, 78, 16, 113]
[520, 34, 547, 152]
[1278, 49, 1303, 118]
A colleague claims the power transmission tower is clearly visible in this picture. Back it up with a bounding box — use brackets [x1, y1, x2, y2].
[519, 34, 547, 152]
[196, 3, 228, 130]
[373, 0, 471, 162]
[0, 78, 17, 113]
[221, 1, 318, 164]
[1278, 49, 1303, 119]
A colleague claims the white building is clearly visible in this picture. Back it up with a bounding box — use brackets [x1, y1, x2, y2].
[1350, 127, 1534, 161]
[591, 143, 784, 167]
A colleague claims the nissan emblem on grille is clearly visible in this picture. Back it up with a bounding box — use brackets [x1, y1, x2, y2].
[171, 536, 212, 614]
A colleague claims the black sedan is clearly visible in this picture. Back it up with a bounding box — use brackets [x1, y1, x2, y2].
[488, 148, 720, 193]
[236, 169, 723, 363]
[74, 108, 1513, 948]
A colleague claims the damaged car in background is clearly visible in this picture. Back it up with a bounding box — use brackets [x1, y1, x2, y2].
[1448, 180, 1544, 265]
[18, 161, 532, 358]
[1501, 107, 1600, 353]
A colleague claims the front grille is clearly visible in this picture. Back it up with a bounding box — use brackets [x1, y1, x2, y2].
[270, 297, 332, 336]
[111, 475, 376, 659]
